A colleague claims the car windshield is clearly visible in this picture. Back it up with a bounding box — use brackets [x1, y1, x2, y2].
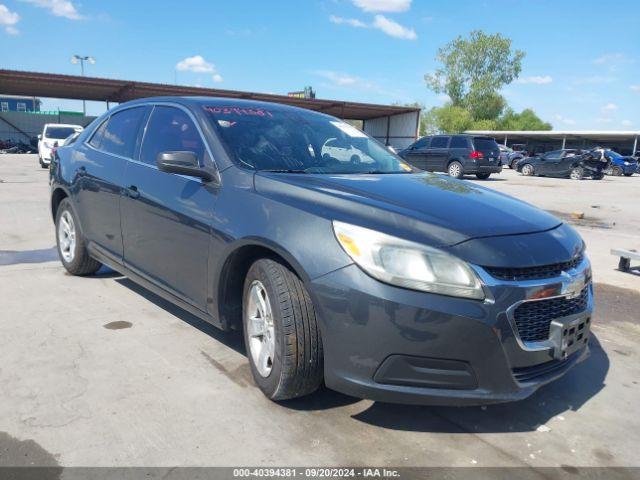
[203, 105, 414, 174]
[45, 127, 78, 139]
[606, 150, 622, 159]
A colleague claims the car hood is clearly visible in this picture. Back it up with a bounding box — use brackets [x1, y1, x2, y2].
[255, 172, 562, 247]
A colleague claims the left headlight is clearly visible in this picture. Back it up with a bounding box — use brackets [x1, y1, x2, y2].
[332, 221, 485, 300]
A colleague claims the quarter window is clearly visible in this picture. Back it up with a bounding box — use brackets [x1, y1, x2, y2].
[450, 136, 468, 149]
[89, 119, 108, 149]
[140, 106, 206, 166]
[430, 136, 450, 148]
[100, 107, 147, 158]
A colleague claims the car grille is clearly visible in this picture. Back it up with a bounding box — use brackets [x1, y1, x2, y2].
[484, 254, 584, 281]
[513, 287, 590, 342]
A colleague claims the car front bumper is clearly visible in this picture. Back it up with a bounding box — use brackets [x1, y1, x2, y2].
[310, 258, 592, 406]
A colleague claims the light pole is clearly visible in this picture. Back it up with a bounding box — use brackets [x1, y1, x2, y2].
[71, 54, 95, 115]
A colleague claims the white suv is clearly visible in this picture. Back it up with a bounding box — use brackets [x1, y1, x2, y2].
[38, 124, 84, 168]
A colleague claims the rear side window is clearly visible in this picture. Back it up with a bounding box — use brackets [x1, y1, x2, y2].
[450, 136, 469, 149]
[140, 106, 206, 166]
[472, 137, 499, 152]
[430, 136, 450, 148]
[89, 120, 108, 149]
[99, 107, 147, 158]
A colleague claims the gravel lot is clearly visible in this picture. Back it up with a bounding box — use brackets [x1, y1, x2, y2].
[1, 154, 639, 469]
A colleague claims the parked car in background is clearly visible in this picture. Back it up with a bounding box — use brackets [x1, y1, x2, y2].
[38, 124, 83, 168]
[398, 134, 502, 179]
[50, 132, 82, 168]
[604, 150, 638, 176]
[498, 144, 525, 169]
[50, 97, 592, 405]
[517, 149, 607, 180]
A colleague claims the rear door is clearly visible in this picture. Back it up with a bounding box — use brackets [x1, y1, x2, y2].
[427, 136, 450, 171]
[402, 137, 430, 170]
[538, 150, 563, 175]
[472, 137, 500, 169]
[121, 105, 216, 310]
[75, 106, 148, 262]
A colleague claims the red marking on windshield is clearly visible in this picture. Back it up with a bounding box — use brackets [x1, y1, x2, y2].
[204, 106, 273, 118]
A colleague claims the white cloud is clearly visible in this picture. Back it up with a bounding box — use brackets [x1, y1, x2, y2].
[372, 14, 416, 40]
[593, 53, 626, 65]
[0, 4, 20, 34]
[212, 74, 223, 83]
[20, 0, 82, 20]
[329, 15, 367, 28]
[176, 55, 215, 73]
[602, 103, 618, 112]
[515, 75, 553, 85]
[554, 114, 576, 126]
[315, 70, 358, 86]
[352, 0, 411, 12]
[621, 120, 633, 127]
[631, 85, 640, 92]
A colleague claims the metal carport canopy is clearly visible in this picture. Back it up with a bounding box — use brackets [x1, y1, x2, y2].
[0, 69, 419, 122]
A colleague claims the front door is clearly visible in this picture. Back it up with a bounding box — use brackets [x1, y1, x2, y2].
[426, 136, 450, 171]
[403, 137, 430, 170]
[121, 105, 217, 310]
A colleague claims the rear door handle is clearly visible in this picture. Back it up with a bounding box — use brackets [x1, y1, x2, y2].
[125, 185, 140, 199]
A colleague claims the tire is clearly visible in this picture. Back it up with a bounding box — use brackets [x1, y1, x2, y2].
[510, 158, 521, 169]
[55, 198, 102, 275]
[39, 157, 46, 168]
[521, 163, 535, 176]
[447, 161, 464, 179]
[611, 166, 623, 176]
[475, 173, 491, 180]
[592, 172, 605, 180]
[624, 172, 633, 177]
[243, 258, 323, 401]
[570, 167, 584, 180]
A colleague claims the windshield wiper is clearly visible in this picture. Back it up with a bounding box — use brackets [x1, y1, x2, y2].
[259, 169, 308, 174]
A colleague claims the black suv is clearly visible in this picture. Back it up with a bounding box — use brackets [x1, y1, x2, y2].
[399, 135, 502, 179]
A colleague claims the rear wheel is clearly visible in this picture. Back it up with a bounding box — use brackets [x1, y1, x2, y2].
[447, 161, 464, 179]
[475, 173, 491, 180]
[243, 258, 323, 401]
[570, 167, 584, 180]
[55, 198, 102, 275]
[510, 158, 520, 169]
[521, 163, 535, 176]
[611, 166, 623, 176]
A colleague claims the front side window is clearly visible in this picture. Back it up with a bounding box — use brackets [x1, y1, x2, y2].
[412, 137, 430, 150]
[140, 106, 206, 166]
[100, 107, 147, 158]
[430, 136, 450, 148]
[203, 105, 412, 174]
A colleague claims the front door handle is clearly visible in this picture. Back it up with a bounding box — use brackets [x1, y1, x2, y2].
[125, 185, 140, 199]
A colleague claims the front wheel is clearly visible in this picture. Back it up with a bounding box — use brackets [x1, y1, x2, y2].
[55, 198, 102, 275]
[475, 173, 491, 180]
[447, 161, 464, 179]
[521, 163, 535, 176]
[570, 167, 584, 180]
[243, 258, 323, 401]
[611, 166, 623, 176]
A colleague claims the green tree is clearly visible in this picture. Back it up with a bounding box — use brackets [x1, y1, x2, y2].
[498, 108, 552, 130]
[425, 30, 525, 121]
[423, 105, 473, 134]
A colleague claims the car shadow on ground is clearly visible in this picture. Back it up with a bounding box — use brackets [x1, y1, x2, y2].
[109, 269, 610, 425]
[351, 335, 609, 433]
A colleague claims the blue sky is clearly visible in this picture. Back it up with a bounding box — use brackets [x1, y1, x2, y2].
[1, 0, 638, 129]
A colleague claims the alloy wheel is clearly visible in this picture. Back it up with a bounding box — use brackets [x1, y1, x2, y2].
[58, 210, 76, 263]
[246, 280, 275, 378]
[448, 163, 461, 177]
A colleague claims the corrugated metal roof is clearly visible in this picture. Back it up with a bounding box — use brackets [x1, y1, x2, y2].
[466, 130, 640, 139]
[0, 69, 419, 121]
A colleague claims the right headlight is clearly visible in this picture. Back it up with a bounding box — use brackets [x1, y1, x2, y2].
[332, 221, 485, 300]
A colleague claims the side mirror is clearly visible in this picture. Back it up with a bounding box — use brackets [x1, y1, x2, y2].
[157, 151, 214, 182]
[38, 134, 42, 140]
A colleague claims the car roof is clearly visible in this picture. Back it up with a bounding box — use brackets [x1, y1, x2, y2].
[119, 96, 335, 118]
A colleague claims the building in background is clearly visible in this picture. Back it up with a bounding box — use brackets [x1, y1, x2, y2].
[0, 95, 41, 113]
